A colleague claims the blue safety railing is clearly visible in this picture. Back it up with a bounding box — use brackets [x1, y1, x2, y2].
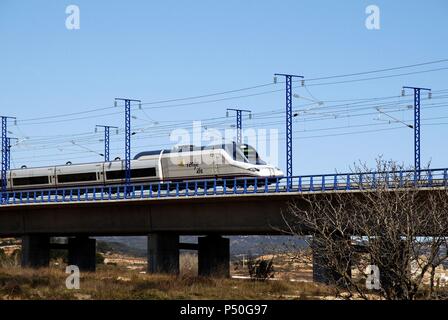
[0, 168, 447, 206]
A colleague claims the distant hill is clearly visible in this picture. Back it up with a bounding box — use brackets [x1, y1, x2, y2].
[96, 239, 147, 257]
[97, 236, 308, 258]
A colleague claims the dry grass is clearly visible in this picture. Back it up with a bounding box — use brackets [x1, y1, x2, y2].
[179, 252, 198, 277]
[0, 265, 332, 300]
[0, 240, 335, 300]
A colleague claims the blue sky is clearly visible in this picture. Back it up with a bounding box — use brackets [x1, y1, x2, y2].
[0, 0, 447, 175]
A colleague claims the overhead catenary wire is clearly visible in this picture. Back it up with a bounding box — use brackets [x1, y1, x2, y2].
[303, 59, 448, 82]
[14, 120, 448, 165]
[304, 67, 448, 87]
[11, 105, 448, 162]
[6, 58, 448, 167]
[15, 58, 448, 124]
[10, 97, 448, 153]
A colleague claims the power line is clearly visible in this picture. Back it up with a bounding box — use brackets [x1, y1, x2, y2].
[6, 87, 448, 165]
[10, 99, 448, 153]
[305, 67, 448, 87]
[139, 82, 276, 105]
[12, 107, 448, 163]
[14, 59, 448, 124]
[304, 58, 448, 82]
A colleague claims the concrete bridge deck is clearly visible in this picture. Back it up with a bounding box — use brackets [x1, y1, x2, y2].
[0, 192, 300, 237]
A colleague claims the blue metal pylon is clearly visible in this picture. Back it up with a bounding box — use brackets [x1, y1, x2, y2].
[274, 73, 304, 184]
[403, 86, 431, 178]
[5, 138, 9, 172]
[105, 127, 110, 162]
[1, 116, 15, 196]
[96, 125, 118, 162]
[1, 118, 6, 195]
[227, 108, 251, 144]
[5, 137, 18, 171]
[115, 98, 141, 189]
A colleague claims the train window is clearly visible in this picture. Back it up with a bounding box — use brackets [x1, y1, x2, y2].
[13, 176, 49, 186]
[106, 170, 124, 180]
[106, 168, 156, 180]
[132, 168, 156, 178]
[106, 170, 125, 180]
[57, 172, 97, 183]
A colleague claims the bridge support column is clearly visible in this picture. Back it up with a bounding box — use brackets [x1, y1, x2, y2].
[21, 235, 50, 268]
[68, 236, 96, 272]
[148, 233, 179, 274]
[312, 235, 351, 286]
[198, 235, 230, 278]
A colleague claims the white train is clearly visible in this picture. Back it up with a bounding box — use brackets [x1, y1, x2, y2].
[4, 143, 283, 191]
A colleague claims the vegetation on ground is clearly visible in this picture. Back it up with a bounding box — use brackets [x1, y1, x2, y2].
[0, 265, 331, 300]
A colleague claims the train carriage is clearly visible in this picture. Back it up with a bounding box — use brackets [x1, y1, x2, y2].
[4, 143, 283, 192]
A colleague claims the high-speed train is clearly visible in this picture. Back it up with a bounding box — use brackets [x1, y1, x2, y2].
[3, 143, 283, 191]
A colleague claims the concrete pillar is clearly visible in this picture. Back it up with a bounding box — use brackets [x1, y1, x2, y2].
[68, 236, 96, 272]
[312, 235, 351, 286]
[21, 235, 50, 268]
[148, 233, 179, 274]
[198, 235, 230, 278]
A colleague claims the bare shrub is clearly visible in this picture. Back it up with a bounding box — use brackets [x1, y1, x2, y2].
[247, 257, 275, 281]
[283, 159, 448, 300]
[0, 248, 21, 268]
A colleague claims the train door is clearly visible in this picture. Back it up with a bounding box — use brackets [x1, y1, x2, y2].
[197, 148, 219, 178]
[211, 149, 220, 177]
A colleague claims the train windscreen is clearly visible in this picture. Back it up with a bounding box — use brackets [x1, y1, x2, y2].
[238, 144, 266, 165]
[223, 143, 266, 165]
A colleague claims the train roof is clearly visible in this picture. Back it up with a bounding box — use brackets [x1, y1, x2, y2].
[11, 143, 248, 169]
[133, 143, 254, 160]
[133, 149, 171, 159]
[133, 144, 237, 160]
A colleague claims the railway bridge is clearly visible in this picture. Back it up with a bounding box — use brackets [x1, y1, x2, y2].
[1, 168, 447, 280]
